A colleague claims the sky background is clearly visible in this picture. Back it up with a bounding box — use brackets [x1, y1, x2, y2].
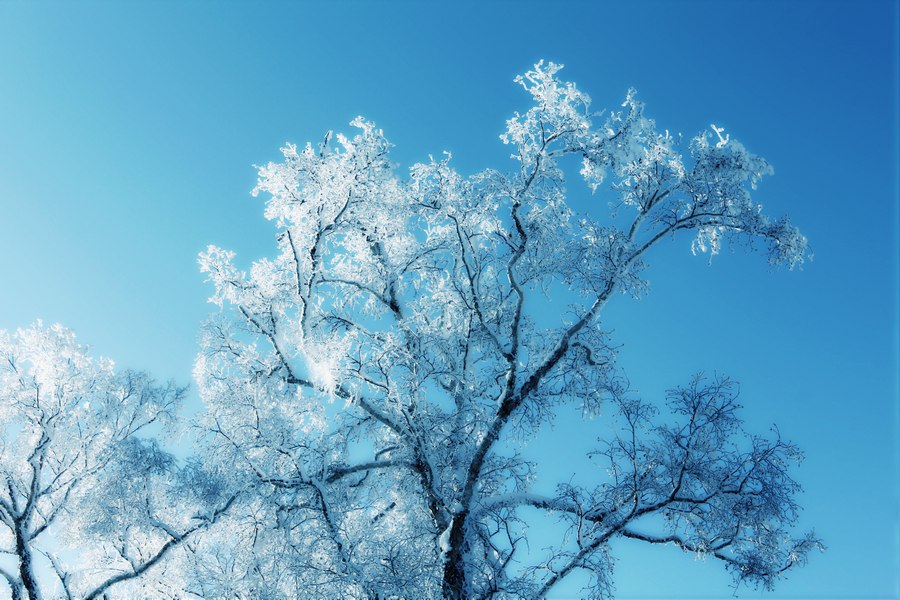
[0, 1, 897, 598]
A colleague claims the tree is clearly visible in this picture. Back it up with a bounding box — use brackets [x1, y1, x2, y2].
[194, 61, 819, 599]
[0, 323, 233, 600]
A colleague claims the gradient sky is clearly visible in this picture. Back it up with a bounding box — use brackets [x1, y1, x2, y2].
[1, 1, 897, 598]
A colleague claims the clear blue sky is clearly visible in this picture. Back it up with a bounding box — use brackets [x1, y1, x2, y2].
[1, 1, 897, 598]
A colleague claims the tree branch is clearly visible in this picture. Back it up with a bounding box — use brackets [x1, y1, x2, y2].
[83, 494, 237, 600]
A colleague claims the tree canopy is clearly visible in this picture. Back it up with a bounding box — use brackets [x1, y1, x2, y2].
[0, 61, 819, 600]
[190, 61, 818, 599]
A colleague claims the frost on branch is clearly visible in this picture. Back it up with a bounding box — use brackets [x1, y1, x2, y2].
[193, 61, 815, 599]
[0, 323, 234, 600]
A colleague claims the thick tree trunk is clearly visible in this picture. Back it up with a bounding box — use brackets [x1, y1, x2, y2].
[15, 523, 40, 600]
[441, 513, 468, 600]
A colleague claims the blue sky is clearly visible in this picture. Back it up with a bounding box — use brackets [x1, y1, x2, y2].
[0, 1, 897, 598]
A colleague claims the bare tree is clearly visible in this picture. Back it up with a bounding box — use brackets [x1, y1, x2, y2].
[0, 323, 232, 600]
[194, 61, 819, 599]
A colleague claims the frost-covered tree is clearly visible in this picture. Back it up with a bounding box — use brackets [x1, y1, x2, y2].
[0, 323, 233, 600]
[195, 61, 819, 599]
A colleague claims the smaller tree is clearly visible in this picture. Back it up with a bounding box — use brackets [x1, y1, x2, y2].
[0, 323, 232, 600]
